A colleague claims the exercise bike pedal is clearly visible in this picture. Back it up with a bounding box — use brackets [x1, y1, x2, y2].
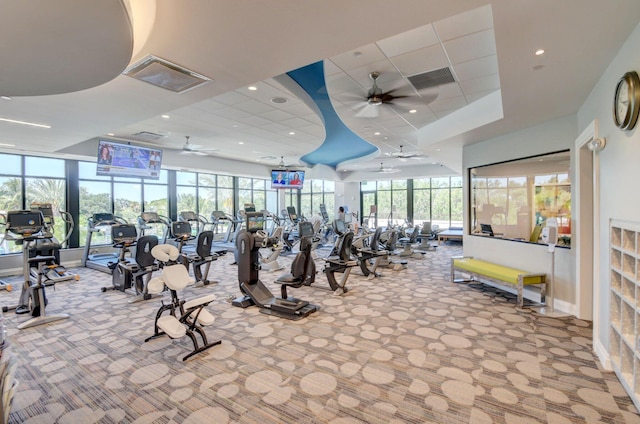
[15, 305, 30, 315]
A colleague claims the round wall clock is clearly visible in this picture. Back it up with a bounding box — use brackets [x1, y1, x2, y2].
[613, 71, 640, 131]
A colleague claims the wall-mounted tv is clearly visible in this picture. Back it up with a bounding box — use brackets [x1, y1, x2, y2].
[96, 139, 162, 180]
[271, 169, 305, 189]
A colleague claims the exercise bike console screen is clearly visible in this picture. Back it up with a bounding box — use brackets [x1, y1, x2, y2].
[171, 221, 192, 239]
[111, 224, 138, 244]
[299, 221, 314, 237]
[246, 212, 265, 233]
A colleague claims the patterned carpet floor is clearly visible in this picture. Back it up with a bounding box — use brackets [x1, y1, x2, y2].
[0, 243, 638, 423]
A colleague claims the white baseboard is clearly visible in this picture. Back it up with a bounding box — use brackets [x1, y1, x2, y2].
[593, 337, 612, 371]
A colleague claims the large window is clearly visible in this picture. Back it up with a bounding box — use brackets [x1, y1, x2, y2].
[470, 150, 571, 246]
[413, 176, 462, 229]
[78, 161, 169, 246]
[0, 155, 67, 253]
[361, 176, 463, 230]
[300, 180, 335, 219]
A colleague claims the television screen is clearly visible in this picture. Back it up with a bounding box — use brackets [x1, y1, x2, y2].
[97, 139, 162, 180]
[271, 169, 305, 189]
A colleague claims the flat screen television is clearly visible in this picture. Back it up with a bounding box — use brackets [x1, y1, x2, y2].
[96, 139, 162, 180]
[271, 169, 305, 189]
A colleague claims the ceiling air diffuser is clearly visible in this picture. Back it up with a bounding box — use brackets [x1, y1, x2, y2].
[123, 55, 211, 93]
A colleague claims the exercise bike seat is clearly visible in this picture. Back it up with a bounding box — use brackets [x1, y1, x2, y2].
[276, 274, 304, 285]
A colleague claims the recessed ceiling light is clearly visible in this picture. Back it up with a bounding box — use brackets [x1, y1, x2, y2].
[0, 96, 12, 101]
[289, 131, 295, 136]
[107, 133, 115, 136]
[271, 97, 288, 104]
[533, 65, 545, 71]
[353, 51, 362, 58]
[535, 49, 545, 56]
[232, 124, 238, 128]
[248, 86, 257, 91]
[0, 117, 51, 128]
[374, 132, 381, 136]
[161, 114, 170, 119]
[238, 141, 244, 145]
[409, 109, 417, 114]
[0, 142, 15, 147]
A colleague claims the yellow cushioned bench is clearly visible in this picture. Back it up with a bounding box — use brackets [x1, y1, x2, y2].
[451, 256, 546, 308]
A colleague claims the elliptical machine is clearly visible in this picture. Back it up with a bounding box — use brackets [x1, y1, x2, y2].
[3, 210, 69, 329]
[232, 212, 318, 320]
[29, 203, 79, 284]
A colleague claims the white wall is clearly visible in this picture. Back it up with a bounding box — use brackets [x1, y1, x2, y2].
[462, 115, 577, 312]
[577, 23, 640, 365]
[334, 181, 361, 219]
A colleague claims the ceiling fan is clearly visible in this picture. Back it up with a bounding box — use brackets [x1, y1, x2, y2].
[377, 162, 401, 174]
[275, 155, 298, 169]
[354, 72, 409, 118]
[385, 145, 424, 160]
[179, 136, 218, 156]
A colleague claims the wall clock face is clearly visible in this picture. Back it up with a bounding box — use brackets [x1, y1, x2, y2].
[613, 71, 640, 131]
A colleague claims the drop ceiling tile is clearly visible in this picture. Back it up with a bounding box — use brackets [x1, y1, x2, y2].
[434, 5, 494, 41]
[213, 106, 252, 120]
[377, 24, 439, 57]
[444, 29, 497, 65]
[349, 60, 401, 86]
[211, 90, 250, 106]
[238, 115, 272, 127]
[420, 82, 462, 100]
[390, 44, 449, 78]
[429, 95, 468, 113]
[329, 44, 387, 72]
[453, 55, 499, 82]
[262, 122, 289, 134]
[259, 109, 294, 122]
[460, 74, 500, 95]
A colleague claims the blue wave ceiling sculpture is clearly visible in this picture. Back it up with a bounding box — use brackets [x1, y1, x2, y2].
[285, 61, 379, 169]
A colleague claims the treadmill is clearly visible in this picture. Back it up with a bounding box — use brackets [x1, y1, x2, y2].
[82, 212, 128, 273]
[179, 211, 227, 256]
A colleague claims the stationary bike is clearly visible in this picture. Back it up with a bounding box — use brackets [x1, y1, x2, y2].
[170, 221, 219, 286]
[2, 210, 69, 329]
[102, 224, 159, 301]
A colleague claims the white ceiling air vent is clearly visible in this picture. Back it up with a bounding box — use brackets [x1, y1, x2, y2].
[407, 67, 455, 91]
[132, 131, 167, 140]
[123, 55, 212, 93]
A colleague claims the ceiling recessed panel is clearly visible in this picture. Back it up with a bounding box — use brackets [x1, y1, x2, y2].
[434, 5, 494, 42]
[444, 29, 497, 65]
[377, 24, 439, 57]
[390, 45, 449, 77]
[0, 0, 133, 96]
